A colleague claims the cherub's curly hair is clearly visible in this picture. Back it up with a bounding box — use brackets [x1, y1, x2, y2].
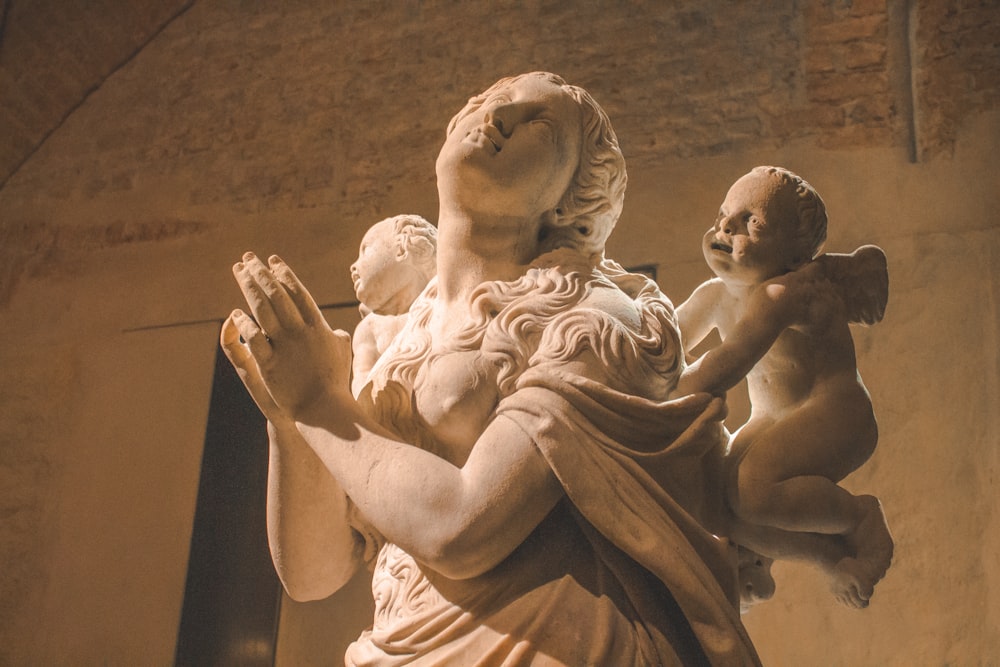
[447, 72, 627, 258]
[752, 166, 828, 259]
[386, 214, 437, 282]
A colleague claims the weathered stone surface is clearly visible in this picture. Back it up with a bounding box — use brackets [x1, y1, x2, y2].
[0, 0, 193, 186]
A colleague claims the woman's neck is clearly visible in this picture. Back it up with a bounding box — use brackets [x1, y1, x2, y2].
[434, 208, 541, 303]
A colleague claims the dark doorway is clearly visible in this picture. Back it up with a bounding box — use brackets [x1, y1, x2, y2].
[175, 340, 282, 666]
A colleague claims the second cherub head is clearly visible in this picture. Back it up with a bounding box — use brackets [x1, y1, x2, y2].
[351, 214, 437, 316]
[703, 166, 827, 286]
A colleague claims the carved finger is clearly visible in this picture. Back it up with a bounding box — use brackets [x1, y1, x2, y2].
[221, 316, 281, 416]
[231, 309, 273, 364]
[245, 252, 305, 330]
[220, 314, 251, 367]
[269, 255, 324, 326]
[233, 256, 281, 335]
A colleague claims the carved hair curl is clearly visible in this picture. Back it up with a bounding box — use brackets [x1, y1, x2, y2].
[447, 72, 627, 258]
[383, 214, 437, 282]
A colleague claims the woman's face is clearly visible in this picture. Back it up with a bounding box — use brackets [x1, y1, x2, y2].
[436, 74, 584, 220]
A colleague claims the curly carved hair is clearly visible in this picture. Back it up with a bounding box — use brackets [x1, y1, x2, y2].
[382, 214, 437, 282]
[751, 166, 828, 259]
[447, 72, 627, 258]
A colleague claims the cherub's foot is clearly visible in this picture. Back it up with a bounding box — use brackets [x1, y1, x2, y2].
[737, 546, 775, 614]
[832, 558, 873, 608]
[832, 496, 893, 609]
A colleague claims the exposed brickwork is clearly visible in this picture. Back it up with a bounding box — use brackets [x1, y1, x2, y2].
[2, 1, 997, 208]
[2, 1, 996, 239]
[802, 0, 903, 149]
[915, 0, 1000, 159]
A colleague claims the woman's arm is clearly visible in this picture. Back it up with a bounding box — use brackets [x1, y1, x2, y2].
[221, 316, 365, 600]
[228, 253, 564, 581]
[296, 402, 563, 580]
[265, 420, 367, 600]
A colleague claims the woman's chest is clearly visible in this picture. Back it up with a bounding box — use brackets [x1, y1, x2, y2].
[411, 349, 499, 460]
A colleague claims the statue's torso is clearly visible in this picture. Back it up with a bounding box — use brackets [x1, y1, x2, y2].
[411, 344, 498, 465]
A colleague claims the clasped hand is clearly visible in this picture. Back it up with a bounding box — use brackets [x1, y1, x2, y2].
[220, 252, 353, 424]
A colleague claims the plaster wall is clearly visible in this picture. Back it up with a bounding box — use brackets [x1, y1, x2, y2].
[0, 1, 996, 664]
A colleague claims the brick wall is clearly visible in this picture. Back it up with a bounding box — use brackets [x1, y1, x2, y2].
[2, 1, 997, 203]
[915, 0, 1000, 158]
[3, 1, 997, 307]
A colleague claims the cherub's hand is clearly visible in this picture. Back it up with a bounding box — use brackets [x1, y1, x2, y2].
[757, 261, 842, 330]
[225, 252, 354, 419]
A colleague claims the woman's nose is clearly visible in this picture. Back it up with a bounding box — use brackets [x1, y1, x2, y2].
[485, 103, 520, 137]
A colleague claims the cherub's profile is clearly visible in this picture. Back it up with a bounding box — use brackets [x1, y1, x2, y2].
[350, 214, 436, 397]
[677, 166, 893, 609]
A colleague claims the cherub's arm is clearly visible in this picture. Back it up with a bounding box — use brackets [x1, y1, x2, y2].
[675, 281, 797, 397]
[350, 315, 379, 398]
[676, 278, 725, 355]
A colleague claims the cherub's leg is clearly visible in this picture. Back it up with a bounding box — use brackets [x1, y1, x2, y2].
[736, 545, 775, 613]
[831, 494, 893, 608]
[727, 397, 891, 606]
[728, 418, 874, 537]
[729, 520, 847, 571]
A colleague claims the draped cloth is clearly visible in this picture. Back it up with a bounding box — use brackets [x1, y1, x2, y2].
[346, 258, 761, 666]
[496, 367, 760, 666]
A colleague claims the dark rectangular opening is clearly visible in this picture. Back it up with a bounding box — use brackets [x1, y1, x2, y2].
[175, 340, 282, 666]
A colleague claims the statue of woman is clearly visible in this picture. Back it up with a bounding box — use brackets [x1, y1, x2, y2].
[222, 72, 762, 666]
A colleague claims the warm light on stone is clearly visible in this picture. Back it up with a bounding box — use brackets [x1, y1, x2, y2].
[0, 3, 997, 665]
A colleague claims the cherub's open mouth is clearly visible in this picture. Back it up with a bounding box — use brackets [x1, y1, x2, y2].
[711, 241, 733, 254]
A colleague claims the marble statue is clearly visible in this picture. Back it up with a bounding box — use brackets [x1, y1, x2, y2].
[220, 73, 886, 666]
[677, 166, 893, 610]
[349, 214, 437, 398]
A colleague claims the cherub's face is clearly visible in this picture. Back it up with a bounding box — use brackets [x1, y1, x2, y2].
[350, 222, 412, 315]
[702, 171, 803, 286]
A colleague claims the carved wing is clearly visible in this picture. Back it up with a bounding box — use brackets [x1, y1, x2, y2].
[816, 245, 889, 326]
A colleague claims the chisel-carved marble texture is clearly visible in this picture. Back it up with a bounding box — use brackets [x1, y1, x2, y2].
[221, 73, 890, 666]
